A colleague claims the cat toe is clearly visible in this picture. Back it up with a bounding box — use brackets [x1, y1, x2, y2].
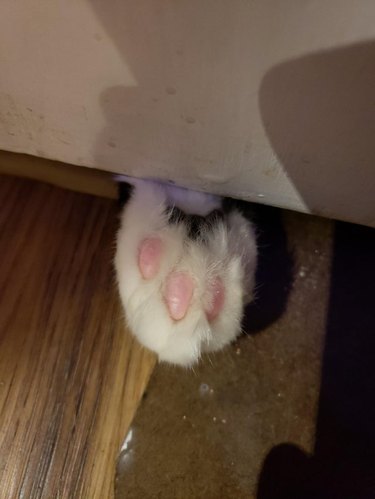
[138, 237, 163, 279]
[205, 276, 225, 322]
[164, 271, 194, 321]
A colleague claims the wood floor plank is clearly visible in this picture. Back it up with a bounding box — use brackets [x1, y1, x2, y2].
[0, 176, 156, 498]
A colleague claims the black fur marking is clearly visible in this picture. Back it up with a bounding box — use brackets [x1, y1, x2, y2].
[118, 182, 134, 207]
[167, 206, 224, 241]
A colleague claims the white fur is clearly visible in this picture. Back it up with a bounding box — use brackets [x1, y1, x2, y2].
[115, 178, 257, 366]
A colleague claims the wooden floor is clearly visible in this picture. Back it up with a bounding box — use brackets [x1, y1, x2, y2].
[0, 175, 156, 498]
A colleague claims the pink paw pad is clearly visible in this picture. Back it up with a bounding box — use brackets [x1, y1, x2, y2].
[138, 237, 163, 279]
[205, 277, 225, 322]
[164, 272, 194, 321]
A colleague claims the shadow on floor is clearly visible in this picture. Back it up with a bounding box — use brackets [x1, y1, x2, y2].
[241, 203, 294, 334]
[257, 221, 375, 499]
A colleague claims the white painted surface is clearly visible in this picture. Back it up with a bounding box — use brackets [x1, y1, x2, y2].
[0, 1, 374, 226]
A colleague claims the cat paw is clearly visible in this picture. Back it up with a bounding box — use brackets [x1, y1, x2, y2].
[138, 235, 225, 323]
[115, 179, 257, 366]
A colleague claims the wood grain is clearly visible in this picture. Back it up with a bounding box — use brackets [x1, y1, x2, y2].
[0, 150, 117, 200]
[0, 175, 156, 498]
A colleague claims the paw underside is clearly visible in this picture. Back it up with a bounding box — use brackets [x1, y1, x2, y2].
[115, 177, 257, 366]
[138, 236, 225, 322]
